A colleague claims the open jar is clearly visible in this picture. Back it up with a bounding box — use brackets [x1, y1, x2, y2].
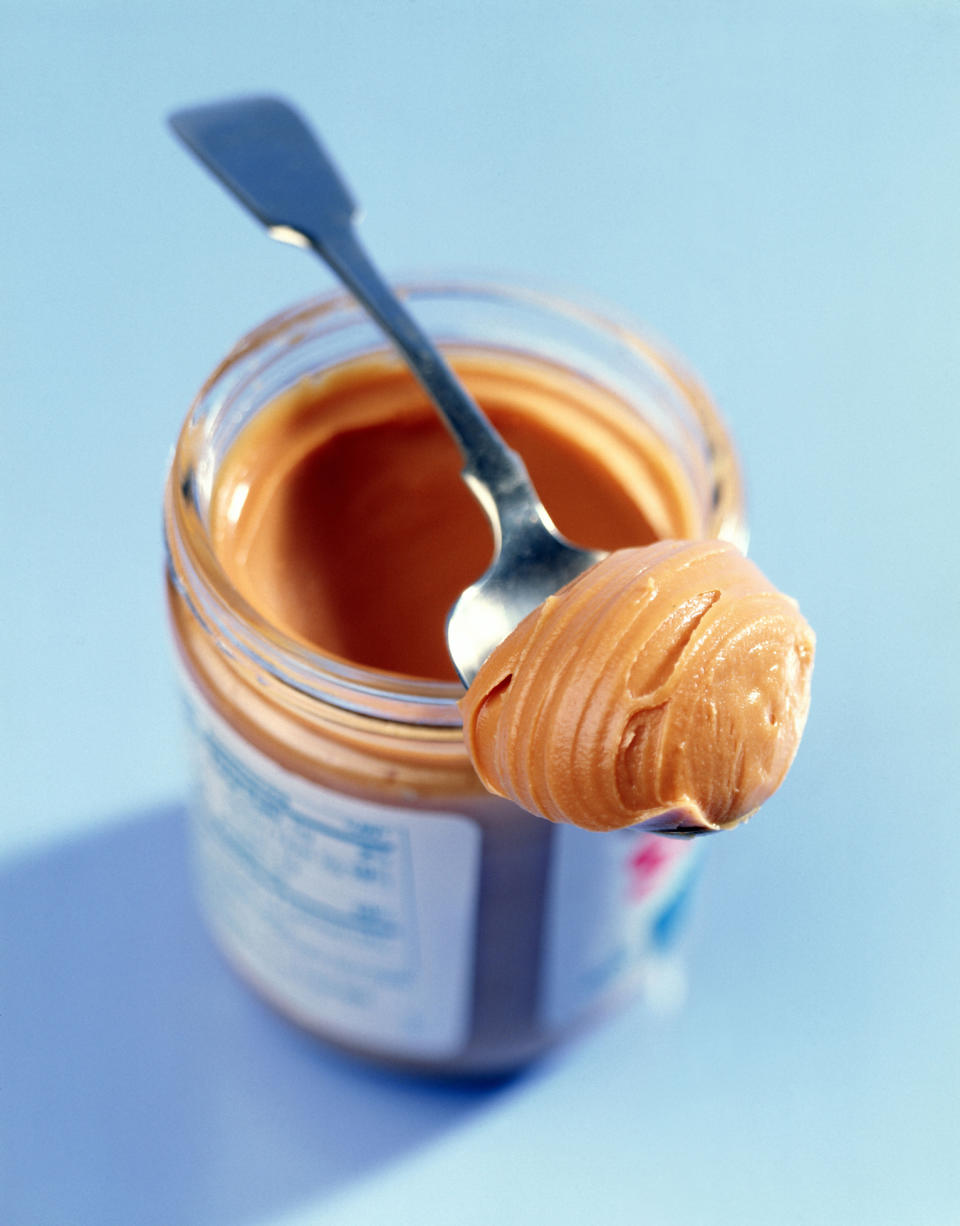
[164, 281, 746, 1075]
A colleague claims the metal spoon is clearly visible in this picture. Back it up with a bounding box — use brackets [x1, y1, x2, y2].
[169, 95, 604, 687]
[169, 96, 710, 839]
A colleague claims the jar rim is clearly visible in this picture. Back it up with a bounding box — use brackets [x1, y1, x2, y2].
[165, 278, 746, 727]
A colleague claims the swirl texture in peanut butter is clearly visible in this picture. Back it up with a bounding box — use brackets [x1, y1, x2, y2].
[460, 540, 814, 832]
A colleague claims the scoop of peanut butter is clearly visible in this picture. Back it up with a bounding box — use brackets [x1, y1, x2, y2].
[459, 540, 814, 833]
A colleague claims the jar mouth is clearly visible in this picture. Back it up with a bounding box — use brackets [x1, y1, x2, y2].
[165, 279, 745, 727]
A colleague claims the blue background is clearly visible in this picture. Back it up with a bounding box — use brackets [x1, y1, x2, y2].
[2, 2, 958, 1223]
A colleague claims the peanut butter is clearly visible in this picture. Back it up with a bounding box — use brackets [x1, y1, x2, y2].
[460, 540, 814, 833]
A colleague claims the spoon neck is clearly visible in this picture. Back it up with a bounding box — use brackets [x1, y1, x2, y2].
[316, 225, 541, 530]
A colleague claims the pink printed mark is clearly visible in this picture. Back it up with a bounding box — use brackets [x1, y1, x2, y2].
[628, 835, 690, 900]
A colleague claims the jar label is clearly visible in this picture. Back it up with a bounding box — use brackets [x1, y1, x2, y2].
[180, 674, 482, 1058]
[542, 824, 703, 1028]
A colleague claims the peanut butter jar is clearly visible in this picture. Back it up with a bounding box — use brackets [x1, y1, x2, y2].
[164, 281, 747, 1075]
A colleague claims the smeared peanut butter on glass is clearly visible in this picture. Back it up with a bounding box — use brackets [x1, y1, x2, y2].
[460, 540, 814, 833]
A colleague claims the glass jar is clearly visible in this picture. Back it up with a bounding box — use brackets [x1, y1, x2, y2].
[164, 281, 747, 1075]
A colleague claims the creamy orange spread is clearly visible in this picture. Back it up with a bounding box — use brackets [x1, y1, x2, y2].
[460, 540, 814, 832]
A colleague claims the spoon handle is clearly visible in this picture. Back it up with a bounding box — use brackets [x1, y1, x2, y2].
[169, 95, 538, 538]
[316, 225, 532, 516]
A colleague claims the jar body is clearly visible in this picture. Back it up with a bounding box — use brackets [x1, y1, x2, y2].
[164, 282, 746, 1074]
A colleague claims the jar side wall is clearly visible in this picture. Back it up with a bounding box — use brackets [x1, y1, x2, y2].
[167, 576, 482, 804]
[164, 282, 742, 1073]
[170, 572, 597, 1073]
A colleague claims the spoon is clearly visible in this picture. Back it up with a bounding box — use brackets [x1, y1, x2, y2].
[169, 97, 712, 840]
[169, 95, 604, 687]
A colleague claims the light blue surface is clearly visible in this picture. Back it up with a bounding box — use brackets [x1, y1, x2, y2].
[2, 3, 958, 1224]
